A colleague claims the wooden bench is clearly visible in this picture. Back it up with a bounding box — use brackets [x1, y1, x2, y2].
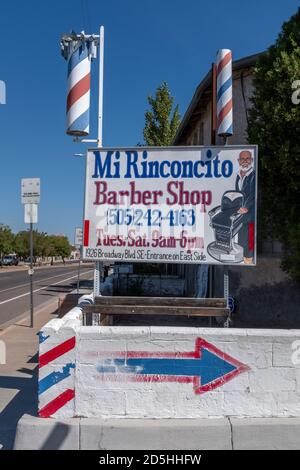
[82, 296, 230, 326]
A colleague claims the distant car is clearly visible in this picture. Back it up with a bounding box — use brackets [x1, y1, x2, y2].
[1, 255, 19, 266]
[24, 256, 36, 265]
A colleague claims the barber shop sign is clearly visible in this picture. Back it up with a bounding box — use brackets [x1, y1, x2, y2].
[83, 146, 257, 266]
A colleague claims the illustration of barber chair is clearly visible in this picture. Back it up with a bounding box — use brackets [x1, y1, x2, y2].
[207, 191, 245, 263]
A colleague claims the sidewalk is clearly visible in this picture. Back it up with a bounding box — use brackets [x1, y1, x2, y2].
[0, 301, 58, 449]
[0, 290, 87, 450]
[0, 260, 85, 274]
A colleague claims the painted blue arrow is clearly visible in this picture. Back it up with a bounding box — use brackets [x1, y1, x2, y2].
[97, 348, 236, 387]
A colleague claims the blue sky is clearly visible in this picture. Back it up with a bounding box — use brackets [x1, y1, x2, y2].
[0, 0, 299, 242]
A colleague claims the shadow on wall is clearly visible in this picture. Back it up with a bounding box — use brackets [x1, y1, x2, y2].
[228, 257, 300, 328]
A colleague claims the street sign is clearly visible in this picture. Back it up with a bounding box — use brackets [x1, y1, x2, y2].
[83, 146, 257, 266]
[21, 178, 40, 204]
[74, 227, 83, 248]
[24, 204, 38, 224]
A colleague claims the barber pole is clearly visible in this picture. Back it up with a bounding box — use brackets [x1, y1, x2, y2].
[216, 49, 233, 137]
[61, 28, 104, 297]
[61, 32, 98, 136]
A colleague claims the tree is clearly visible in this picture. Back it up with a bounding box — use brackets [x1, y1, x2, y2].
[14, 231, 29, 259]
[34, 232, 49, 258]
[247, 7, 300, 281]
[14, 231, 51, 259]
[52, 235, 72, 263]
[45, 235, 57, 265]
[0, 224, 14, 257]
[143, 81, 180, 146]
[13, 231, 72, 263]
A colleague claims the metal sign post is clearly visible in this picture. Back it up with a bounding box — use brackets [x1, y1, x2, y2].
[216, 49, 233, 326]
[77, 254, 82, 294]
[21, 179, 40, 328]
[94, 26, 105, 297]
[29, 221, 34, 328]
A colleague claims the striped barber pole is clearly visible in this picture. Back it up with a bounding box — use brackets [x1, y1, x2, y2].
[216, 49, 233, 137]
[38, 333, 76, 418]
[66, 41, 92, 136]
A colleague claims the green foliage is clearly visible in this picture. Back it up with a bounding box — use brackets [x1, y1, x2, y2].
[143, 81, 180, 146]
[0, 224, 14, 256]
[247, 7, 300, 281]
[51, 235, 72, 260]
[14, 231, 29, 258]
[34, 232, 50, 258]
[281, 223, 300, 282]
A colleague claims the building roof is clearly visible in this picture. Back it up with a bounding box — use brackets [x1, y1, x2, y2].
[173, 52, 264, 144]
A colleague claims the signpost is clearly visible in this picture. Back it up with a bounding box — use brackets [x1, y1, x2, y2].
[24, 204, 38, 224]
[75, 227, 83, 247]
[21, 178, 40, 204]
[82, 146, 257, 266]
[21, 178, 40, 328]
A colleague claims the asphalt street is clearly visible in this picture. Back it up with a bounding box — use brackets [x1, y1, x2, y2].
[0, 263, 94, 327]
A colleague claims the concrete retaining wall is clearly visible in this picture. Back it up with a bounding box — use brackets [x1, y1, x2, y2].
[38, 302, 300, 419]
[14, 415, 300, 450]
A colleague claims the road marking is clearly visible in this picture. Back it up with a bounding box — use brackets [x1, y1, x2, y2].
[0, 270, 94, 306]
[0, 268, 91, 294]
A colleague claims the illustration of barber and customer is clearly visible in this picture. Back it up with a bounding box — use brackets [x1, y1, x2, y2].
[208, 150, 255, 265]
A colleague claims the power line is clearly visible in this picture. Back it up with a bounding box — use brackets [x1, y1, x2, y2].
[80, 0, 92, 32]
[80, 0, 87, 30]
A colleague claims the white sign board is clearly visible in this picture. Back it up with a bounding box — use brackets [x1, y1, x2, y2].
[24, 204, 38, 224]
[83, 146, 257, 265]
[21, 178, 40, 204]
[74, 227, 83, 248]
